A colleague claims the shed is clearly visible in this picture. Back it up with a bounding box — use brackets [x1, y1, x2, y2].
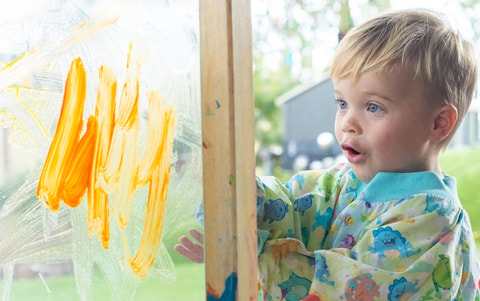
[276, 77, 342, 170]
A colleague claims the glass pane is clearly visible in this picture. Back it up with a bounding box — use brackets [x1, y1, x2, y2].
[0, 1, 204, 300]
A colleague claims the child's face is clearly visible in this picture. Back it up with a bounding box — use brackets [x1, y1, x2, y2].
[333, 70, 437, 183]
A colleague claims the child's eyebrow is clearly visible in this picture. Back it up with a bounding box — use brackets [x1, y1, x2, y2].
[334, 88, 395, 103]
[333, 88, 344, 96]
[364, 92, 395, 102]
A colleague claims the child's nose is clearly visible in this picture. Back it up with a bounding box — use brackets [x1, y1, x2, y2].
[341, 112, 361, 134]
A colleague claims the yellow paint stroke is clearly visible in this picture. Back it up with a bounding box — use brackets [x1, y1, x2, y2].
[10, 86, 54, 138]
[1, 52, 27, 70]
[101, 58, 140, 229]
[129, 91, 176, 277]
[37, 57, 87, 211]
[137, 91, 169, 185]
[99, 44, 136, 188]
[37, 47, 177, 278]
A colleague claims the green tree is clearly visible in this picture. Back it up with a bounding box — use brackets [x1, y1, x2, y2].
[252, 0, 346, 151]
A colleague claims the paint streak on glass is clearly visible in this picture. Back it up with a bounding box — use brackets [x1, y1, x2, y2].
[63, 116, 96, 208]
[37, 57, 87, 212]
[129, 91, 176, 278]
[89, 65, 116, 248]
[37, 49, 176, 278]
[100, 56, 140, 230]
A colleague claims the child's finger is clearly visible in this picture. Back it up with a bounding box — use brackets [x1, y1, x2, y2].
[179, 236, 204, 258]
[174, 244, 197, 262]
[174, 244, 189, 257]
[188, 228, 204, 244]
[174, 243, 204, 263]
[179, 235, 197, 250]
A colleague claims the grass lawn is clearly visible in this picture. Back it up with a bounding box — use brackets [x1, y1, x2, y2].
[6, 220, 206, 301]
[7, 262, 205, 301]
[134, 263, 204, 301]
[440, 146, 480, 248]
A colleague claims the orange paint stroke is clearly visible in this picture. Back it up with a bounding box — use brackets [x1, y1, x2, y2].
[37, 57, 87, 211]
[88, 65, 117, 248]
[63, 116, 97, 208]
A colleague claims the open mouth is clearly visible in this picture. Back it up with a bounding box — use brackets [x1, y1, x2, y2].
[342, 145, 361, 156]
[345, 147, 360, 155]
[341, 144, 364, 163]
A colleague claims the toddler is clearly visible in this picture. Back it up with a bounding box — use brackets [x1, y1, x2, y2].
[257, 9, 480, 300]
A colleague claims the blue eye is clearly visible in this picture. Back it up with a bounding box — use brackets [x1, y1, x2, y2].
[336, 100, 347, 110]
[367, 103, 380, 113]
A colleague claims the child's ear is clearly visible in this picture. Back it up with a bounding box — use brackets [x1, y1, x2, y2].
[430, 104, 457, 143]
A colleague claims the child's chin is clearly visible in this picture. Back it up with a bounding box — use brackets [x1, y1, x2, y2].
[351, 167, 375, 184]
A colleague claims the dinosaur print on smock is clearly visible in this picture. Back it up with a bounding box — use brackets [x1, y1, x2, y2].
[294, 194, 313, 216]
[314, 253, 335, 286]
[368, 226, 421, 258]
[279, 272, 310, 301]
[388, 277, 419, 301]
[344, 273, 380, 301]
[263, 199, 288, 224]
[432, 254, 454, 297]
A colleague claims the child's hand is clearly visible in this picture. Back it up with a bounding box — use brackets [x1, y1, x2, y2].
[174, 228, 204, 263]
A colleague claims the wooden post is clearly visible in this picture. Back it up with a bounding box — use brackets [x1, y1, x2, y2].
[200, 0, 257, 300]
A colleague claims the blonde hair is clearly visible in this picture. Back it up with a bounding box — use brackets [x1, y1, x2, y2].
[331, 9, 478, 147]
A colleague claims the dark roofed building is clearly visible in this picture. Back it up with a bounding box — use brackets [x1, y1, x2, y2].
[276, 78, 342, 170]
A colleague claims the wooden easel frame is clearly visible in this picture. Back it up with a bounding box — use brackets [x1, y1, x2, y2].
[200, 0, 258, 300]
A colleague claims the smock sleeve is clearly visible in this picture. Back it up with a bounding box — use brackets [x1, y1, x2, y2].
[256, 165, 348, 256]
[256, 165, 352, 300]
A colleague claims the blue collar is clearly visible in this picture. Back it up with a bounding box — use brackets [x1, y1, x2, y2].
[351, 170, 458, 203]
